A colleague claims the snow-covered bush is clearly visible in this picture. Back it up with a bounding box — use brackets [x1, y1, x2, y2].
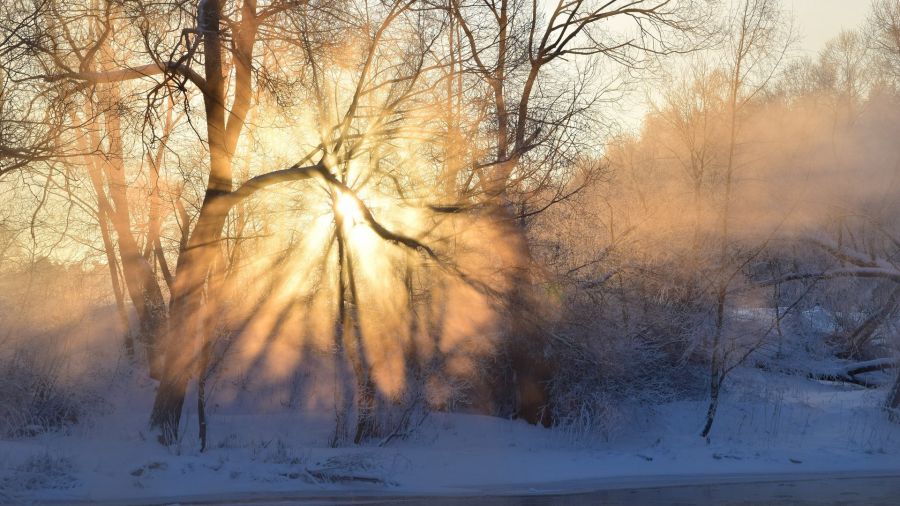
[537, 253, 712, 438]
[546, 318, 707, 441]
[0, 350, 86, 437]
[0, 261, 116, 438]
[1, 452, 78, 493]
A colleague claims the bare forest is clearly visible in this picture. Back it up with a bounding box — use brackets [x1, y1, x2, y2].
[1, 0, 900, 503]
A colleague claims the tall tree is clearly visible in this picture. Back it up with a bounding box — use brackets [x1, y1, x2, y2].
[702, 0, 791, 438]
[449, 0, 709, 424]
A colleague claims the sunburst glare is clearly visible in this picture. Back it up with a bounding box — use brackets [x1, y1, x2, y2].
[334, 190, 364, 226]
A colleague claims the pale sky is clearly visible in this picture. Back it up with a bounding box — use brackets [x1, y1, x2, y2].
[786, 0, 872, 54]
[614, 1, 877, 132]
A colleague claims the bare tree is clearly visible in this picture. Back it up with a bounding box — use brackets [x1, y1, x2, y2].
[448, 0, 709, 424]
[869, 0, 900, 90]
[652, 59, 728, 257]
[702, 0, 791, 438]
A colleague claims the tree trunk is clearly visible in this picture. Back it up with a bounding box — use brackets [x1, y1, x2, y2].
[701, 373, 721, 438]
[148, 0, 258, 445]
[149, 224, 224, 444]
[330, 228, 354, 447]
[844, 287, 900, 358]
[493, 205, 553, 426]
[95, 81, 168, 376]
[149, 0, 230, 443]
[345, 246, 378, 443]
[701, 285, 727, 438]
[98, 207, 133, 357]
[74, 97, 166, 372]
[887, 373, 900, 416]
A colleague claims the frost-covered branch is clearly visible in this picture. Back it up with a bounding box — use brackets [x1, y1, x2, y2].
[762, 267, 900, 286]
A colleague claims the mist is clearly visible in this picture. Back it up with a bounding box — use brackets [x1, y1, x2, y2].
[1, 0, 900, 503]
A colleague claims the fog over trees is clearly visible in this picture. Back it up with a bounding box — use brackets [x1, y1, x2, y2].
[1, 0, 900, 500]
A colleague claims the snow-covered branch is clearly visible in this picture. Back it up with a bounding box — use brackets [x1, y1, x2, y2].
[810, 358, 899, 388]
[762, 267, 900, 286]
[803, 236, 884, 269]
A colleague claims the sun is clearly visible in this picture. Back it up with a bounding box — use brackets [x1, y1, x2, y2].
[335, 190, 364, 225]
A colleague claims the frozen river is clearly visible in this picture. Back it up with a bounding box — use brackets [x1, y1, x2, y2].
[169, 475, 900, 505]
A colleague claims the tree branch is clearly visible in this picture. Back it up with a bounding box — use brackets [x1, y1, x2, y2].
[42, 62, 208, 93]
[762, 267, 900, 286]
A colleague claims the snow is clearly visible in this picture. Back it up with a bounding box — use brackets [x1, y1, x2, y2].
[1, 362, 898, 504]
[1, 306, 898, 504]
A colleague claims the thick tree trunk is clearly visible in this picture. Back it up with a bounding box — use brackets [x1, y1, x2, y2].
[149, 189, 232, 443]
[508, 340, 552, 426]
[149, 7, 229, 443]
[149, 0, 258, 445]
[457, 0, 553, 428]
[506, 236, 552, 427]
[491, 205, 553, 426]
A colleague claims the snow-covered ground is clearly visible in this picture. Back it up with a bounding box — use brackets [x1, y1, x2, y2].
[1, 360, 898, 505]
[0, 303, 898, 504]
